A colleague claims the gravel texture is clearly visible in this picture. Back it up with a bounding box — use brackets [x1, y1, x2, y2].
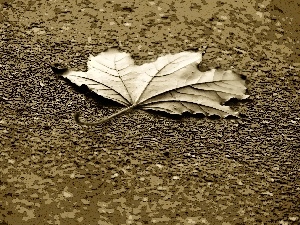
[0, 0, 299, 225]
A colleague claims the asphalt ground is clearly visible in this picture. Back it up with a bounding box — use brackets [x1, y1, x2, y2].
[0, 0, 299, 224]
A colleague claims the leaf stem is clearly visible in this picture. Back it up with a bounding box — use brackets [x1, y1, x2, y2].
[74, 105, 137, 126]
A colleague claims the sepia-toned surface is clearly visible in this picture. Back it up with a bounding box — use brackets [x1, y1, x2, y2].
[0, 0, 299, 224]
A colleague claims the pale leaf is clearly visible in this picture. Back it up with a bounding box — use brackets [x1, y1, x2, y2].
[61, 48, 249, 125]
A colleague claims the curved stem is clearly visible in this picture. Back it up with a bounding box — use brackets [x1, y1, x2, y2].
[74, 105, 136, 126]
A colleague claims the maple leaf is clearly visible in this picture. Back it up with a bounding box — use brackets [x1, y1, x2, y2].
[61, 48, 249, 126]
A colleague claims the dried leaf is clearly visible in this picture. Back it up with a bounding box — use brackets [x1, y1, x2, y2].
[61, 48, 249, 125]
